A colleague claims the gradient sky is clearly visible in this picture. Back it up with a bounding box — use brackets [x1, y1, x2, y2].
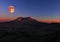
[0, 0, 60, 22]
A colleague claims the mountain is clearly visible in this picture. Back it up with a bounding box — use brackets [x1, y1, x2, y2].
[0, 17, 60, 42]
[0, 17, 60, 29]
[0, 17, 57, 28]
[11, 17, 40, 23]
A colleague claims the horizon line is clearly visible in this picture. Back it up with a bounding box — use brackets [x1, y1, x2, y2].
[0, 17, 60, 23]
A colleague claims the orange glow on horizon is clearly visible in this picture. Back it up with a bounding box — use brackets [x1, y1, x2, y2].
[0, 17, 60, 23]
[38, 19, 60, 23]
[0, 18, 14, 22]
[35, 18, 60, 23]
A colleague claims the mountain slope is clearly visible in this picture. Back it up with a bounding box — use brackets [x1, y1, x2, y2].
[0, 17, 60, 42]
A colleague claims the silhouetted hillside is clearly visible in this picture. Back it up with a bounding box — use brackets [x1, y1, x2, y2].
[0, 17, 60, 42]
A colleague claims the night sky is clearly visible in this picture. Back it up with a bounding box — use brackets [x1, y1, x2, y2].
[0, 0, 60, 22]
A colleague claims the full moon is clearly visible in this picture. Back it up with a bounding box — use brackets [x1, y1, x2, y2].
[8, 6, 15, 13]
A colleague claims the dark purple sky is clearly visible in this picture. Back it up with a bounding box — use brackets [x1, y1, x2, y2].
[0, 0, 60, 20]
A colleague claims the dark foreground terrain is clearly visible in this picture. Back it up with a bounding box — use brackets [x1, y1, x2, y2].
[0, 17, 60, 42]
